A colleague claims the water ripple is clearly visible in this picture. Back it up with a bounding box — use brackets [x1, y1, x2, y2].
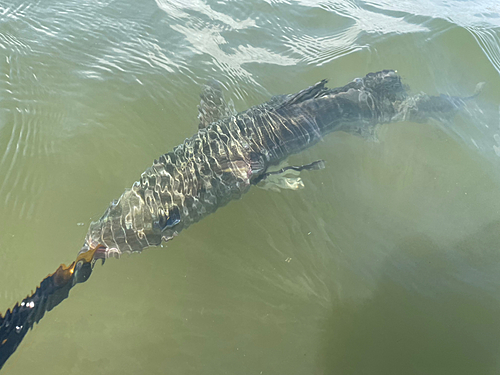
[362, 0, 500, 76]
[155, 0, 256, 29]
[468, 26, 500, 75]
[283, 28, 363, 66]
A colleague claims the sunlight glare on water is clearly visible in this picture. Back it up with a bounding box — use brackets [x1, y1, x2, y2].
[1, 0, 500, 374]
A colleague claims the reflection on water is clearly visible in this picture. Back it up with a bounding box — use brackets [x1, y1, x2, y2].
[1, 0, 500, 373]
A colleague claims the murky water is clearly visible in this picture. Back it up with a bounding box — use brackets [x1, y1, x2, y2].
[1, 0, 500, 373]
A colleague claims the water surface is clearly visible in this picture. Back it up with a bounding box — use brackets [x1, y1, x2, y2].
[1, 0, 500, 374]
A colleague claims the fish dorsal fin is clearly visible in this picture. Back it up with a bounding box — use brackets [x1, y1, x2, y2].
[197, 79, 235, 129]
[277, 79, 328, 108]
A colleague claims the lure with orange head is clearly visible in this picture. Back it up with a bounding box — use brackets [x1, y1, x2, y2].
[0, 246, 100, 370]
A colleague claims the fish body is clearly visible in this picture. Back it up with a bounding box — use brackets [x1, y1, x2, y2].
[81, 70, 458, 258]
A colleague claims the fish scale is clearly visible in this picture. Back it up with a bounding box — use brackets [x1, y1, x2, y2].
[81, 70, 464, 259]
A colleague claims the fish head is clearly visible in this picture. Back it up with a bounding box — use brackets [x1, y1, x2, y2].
[360, 70, 407, 102]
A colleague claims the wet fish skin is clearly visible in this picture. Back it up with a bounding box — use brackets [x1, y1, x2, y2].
[82, 70, 454, 259]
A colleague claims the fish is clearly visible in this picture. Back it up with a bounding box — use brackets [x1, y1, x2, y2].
[80, 70, 466, 260]
[0, 70, 471, 369]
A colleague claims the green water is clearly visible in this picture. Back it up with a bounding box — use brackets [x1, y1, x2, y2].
[1, 0, 500, 374]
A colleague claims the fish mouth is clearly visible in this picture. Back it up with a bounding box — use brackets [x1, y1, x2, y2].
[78, 243, 109, 261]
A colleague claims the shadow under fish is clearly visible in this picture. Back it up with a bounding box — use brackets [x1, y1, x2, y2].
[0, 70, 480, 370]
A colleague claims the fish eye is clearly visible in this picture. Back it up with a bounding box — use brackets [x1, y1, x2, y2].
[158, 206, 181, 231]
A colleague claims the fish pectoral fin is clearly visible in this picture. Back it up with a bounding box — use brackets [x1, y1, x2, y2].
[255, 160, 325, 191]
[262, 159, 326, 178]
[197, 79, 235, 129]
[257, 175, 305, 192]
